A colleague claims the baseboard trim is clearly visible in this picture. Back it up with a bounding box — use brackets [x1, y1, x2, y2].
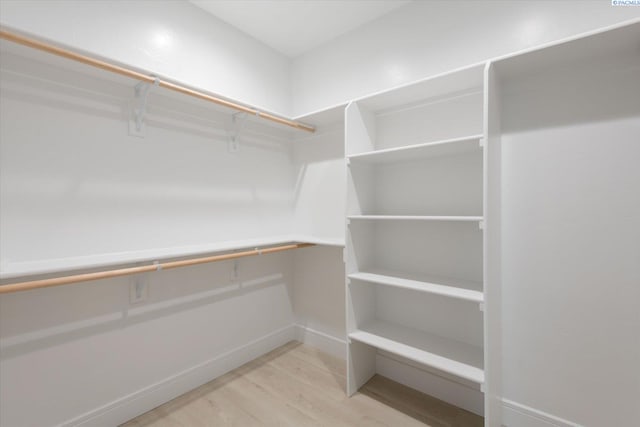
[502, 399, 583, 427]
[63, 324, 297, 427]
[294, 324, 346, 359]
[57, 323, 584, 427]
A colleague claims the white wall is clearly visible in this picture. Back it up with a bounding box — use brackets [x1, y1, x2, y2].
[6, 0, 638, 120]
[0, 0, 292, 116]
[0, 45, 295, 265]
[293, 245, 346, 359]
[498, 48, 640, 426]
[291, 0, 640, 116]
[0, 41, 341, 422]
[5, 1, 637, 120]
[0, 25, 301, 427]
[0, 252, 297, 426]
[292, 125, 346, 243]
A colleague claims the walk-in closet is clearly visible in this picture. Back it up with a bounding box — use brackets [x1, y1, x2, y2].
[1, 2, 639, 426]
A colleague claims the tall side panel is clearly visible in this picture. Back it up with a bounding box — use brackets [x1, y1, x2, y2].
[344, 102, 376, 395]
[483, 62, 503, 427]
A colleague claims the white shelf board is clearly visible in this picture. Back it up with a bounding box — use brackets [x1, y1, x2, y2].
[0, 234, 345, 280]
[348, 215, 483, 222]
[293, 103, 347, 128]
[290, 235, 345, 248]
[349, 320, 484, 384]
[347, 135, 483, 165]
[349, 270, 483, 303]
[356, 63, 485, 114]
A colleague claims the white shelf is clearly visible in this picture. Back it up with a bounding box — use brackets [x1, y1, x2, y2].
[355, 64, 485, 113]
[292, 235, 345, 247]
[347, 135, 483, 165]
[349, 270, 483, 303]
[0, 234, 345, 280]
[348, 215, 483, 222]
[349, 320, 484, 384]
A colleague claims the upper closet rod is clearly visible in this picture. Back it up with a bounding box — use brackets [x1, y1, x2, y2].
[0, 243, 315, 294]
[0, 29, 316, 133]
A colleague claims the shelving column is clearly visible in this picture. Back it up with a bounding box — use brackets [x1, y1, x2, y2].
[344, 64, 488, 418]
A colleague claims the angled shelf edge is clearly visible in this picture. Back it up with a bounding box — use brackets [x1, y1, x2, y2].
[347, 134, 483, 165]
[355, 64, 485, 113]
[348, 270, 483, 303]
[349, 320, 485, 384]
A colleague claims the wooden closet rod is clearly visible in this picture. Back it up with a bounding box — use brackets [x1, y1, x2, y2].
[0, 29, 315, 133]
[0, 243, 315, 295]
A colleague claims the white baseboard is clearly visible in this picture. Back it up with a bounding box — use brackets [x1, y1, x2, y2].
[294, 324, 346, 360]
[63, 324, 297, 427]
[502, 399, 583, 427]
[375, 352, 484, 416]
[56, 323, 582, 427]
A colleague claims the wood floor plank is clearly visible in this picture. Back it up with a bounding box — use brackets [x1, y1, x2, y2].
[121, 341, 483, 427]
[224, 374, 321, 427]
[284, 342, 347, 377]
[262, 348, 346, 400]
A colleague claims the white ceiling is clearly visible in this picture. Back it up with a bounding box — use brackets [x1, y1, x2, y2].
[189, 0, 411, 57]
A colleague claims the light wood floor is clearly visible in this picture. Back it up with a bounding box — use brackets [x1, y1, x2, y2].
[122, 342, 483, 427]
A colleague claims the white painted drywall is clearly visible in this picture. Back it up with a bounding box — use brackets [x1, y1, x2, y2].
[189, 0, 410, 57]
[292, 126, 346, 243]
[5, 0, 637, 120]
[0, 46, 294, 265]
[0, 0, 292, 116]
[293, 245, 346, 358]
[0, 36, 299, 426]
[499, 49, 640, 425]
[0, 252, 297, 426]
[291, 0, 640, 116]
[290, 125, 347, 358]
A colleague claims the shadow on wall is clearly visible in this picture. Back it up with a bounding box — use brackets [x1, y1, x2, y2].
[0, 48, 298, 260]
[0, 48, 293, 152]
[501, 53, 640, 133]
[291, 126, 346, 238]
[0, 253, 293, 361]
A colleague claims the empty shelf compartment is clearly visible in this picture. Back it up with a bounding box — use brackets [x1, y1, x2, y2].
[349, 320, 484, 384]
[348, 270, 483, 303]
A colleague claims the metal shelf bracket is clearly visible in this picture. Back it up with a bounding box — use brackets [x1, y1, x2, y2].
[228, 111, 249, 153]
[129, 77, 159, 138]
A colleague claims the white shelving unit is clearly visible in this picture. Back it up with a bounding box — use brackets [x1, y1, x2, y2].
[345, 21, 640, 426]
[345, 63, 487, 416]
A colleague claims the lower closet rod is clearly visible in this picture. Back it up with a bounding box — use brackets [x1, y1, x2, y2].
[0, 242, 315, 295]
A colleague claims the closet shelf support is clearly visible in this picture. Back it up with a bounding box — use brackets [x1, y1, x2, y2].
[228, 111, 248, 153]
[130, 77, 159, 137]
